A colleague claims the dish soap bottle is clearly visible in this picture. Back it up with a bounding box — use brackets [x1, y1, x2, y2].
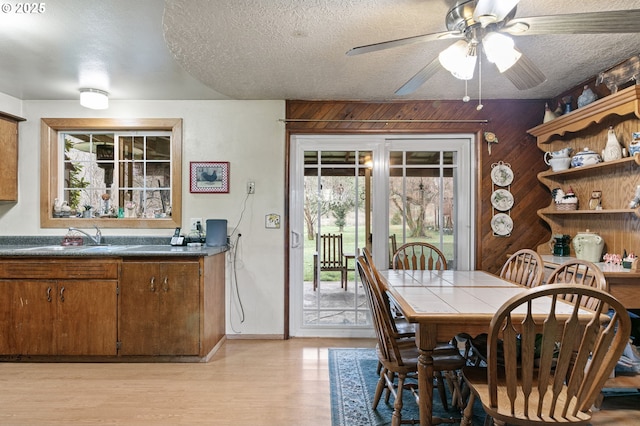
[602, 126, 623, 162]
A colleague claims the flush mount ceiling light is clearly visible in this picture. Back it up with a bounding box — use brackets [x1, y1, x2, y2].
[79, 88, 109, 109]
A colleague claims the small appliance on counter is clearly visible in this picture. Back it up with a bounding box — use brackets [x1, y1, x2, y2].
[206, 219, 228, 247]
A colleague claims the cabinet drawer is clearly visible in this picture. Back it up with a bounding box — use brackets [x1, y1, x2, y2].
[0, 258, 119, 279]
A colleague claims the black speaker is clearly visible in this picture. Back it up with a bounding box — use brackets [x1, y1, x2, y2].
[205, 219, 228, 247]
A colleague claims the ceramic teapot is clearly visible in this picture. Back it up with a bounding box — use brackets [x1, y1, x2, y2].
[571, 147, 602, 168]
[572, 229, 604, 263]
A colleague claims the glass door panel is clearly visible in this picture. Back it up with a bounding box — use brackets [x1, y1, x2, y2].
[302, 149, 371, 328]
[389, 150, 457, 268]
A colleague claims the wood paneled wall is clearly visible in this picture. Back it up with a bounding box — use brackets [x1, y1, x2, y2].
[285, 99, 550, 274]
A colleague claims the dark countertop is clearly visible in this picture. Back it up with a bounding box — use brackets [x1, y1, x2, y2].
[0, 244, 227, 257]
[0, 237, 227, 257]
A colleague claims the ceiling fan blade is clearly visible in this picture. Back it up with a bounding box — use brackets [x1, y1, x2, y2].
[346, 31, 463, 56]
[501, 50, 546, 90]
[503, 9, 640, 36]
[395, 57, 442, 96]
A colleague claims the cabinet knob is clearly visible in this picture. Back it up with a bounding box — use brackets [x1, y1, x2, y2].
[46, 286, 52, 302]
[59, 286, 65, 302]
[150, 276, 156, 292]
[162, 277, 169, 292]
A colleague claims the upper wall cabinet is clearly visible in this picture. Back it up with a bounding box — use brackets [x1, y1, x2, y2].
[0, 112, 26, 202]
[528, 85, 640, 257]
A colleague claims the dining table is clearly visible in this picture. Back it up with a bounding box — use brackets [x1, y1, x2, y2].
[377, 269, 584, 426]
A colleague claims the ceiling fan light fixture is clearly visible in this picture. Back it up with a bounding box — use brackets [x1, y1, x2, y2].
[439, 40, 477, 80]
[79, 88, 109, 109]
[483, 32, 521, 72]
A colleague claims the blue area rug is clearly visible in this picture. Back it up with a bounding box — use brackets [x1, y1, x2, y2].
[329, 348, 486, 426]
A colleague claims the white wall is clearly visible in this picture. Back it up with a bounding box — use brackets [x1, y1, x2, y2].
[0, 99, 286, 336]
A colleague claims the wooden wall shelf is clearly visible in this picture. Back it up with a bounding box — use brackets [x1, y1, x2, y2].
[529, 85, 640, 264]
[529, 85, 640, 144]
[538, 155, 640, 181]
[538, 208, 639, 216]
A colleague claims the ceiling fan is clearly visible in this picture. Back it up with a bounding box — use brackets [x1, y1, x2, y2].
[347, 0, 640, 96]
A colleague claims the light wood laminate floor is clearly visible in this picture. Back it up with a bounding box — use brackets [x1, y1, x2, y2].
[0, 338, 636, 425]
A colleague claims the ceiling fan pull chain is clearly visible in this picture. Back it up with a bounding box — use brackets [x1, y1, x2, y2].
[463, 80, 470, 102]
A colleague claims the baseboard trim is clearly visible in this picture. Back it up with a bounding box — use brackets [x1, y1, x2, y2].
[226, 334, 285, 340]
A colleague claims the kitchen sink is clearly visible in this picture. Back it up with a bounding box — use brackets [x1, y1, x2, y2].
[79, 245, 133, 252]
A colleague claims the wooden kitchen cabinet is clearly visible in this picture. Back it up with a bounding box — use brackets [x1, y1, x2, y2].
[0, 251, 225, 361]
[0, 259, 118, 356]
[119, 258, 201, 356]
[0, 111, 26, 202]
[0, 280, 56, 354]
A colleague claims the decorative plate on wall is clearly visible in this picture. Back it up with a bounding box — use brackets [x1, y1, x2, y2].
[491, 189, 514, 211]
[491, 213, 513, 236]
[490, 162, 514, 187]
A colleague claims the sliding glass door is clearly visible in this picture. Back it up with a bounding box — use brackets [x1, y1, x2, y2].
[289, 134, 475, 337]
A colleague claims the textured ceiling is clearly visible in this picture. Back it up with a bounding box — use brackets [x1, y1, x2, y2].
[1, 0, 639, 102]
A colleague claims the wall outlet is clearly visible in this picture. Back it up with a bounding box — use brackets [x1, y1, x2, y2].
[189, 217, 202, 231]
[247, 181, 255, 194]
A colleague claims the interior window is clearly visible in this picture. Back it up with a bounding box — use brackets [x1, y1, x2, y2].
[40, 118, 182, 229]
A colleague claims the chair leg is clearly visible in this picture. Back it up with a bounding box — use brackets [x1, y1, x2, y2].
[435, 371, 449, 411]
[373, 367, 387, 409]
[391, 374, 406, 426]
[461, 392, 476, 426]
[444, 370, 463, 409]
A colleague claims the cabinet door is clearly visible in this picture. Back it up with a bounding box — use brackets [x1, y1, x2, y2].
[157, 262, 200, 355]
[0, 280, 56, 355]
[56, 280, 117, 355]
[0, 118, 18, 201]
[119, 262, 160, 355]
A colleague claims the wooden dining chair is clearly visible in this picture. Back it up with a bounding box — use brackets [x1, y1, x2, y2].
[356, 256, 465, 424]
[392, 242, 447, 271]
[362, 247, 415, 338]
[500, 248, 545, 288]
[313, 233, 348, 291]
[546, 259, 608, 310]
[461, 284, 631, 426]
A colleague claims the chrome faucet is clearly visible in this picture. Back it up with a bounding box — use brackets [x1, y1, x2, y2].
[69, 226, 103, 245]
